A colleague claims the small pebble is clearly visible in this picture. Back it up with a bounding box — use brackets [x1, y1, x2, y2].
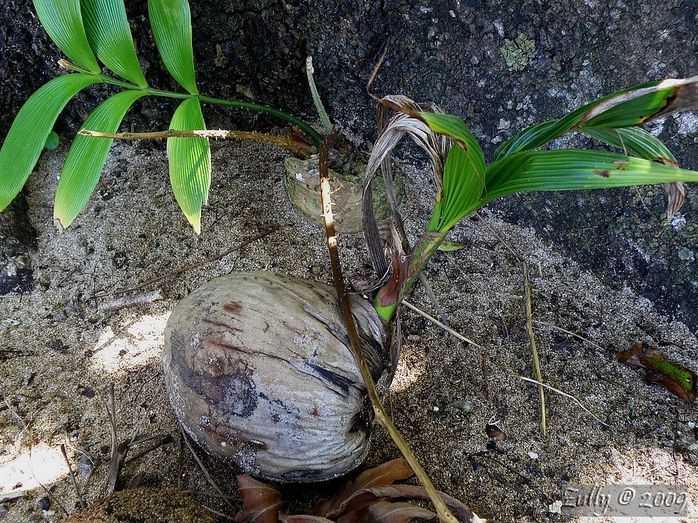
[78, 454, 94, 478]
[78, 385, 96, 398]
[549, 500, 563, 514]
[485, 423, 505, 441]
[528, 451, 539, 459]
[35, 496, 49, 511]
[457, 401, 474, 413]
[526, 464, 544, 479]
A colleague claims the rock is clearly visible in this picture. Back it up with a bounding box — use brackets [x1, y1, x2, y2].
[0, 195, 35, 295]
[0, 0, 696, 329]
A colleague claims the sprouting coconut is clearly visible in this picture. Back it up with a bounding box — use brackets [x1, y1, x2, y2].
[163, 271, 391, 482]
[284, 154, 400, 233]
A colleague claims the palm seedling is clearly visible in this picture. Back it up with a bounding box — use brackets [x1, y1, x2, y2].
[0, 0, 321, 233]
[3, 3, 698, 522]
[363, 79, 698, 323]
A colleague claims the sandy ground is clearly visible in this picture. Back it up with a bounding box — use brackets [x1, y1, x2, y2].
[0, 138, 697, 522]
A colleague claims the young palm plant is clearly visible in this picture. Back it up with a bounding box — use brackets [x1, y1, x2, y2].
[0, 0, 321, 233]
[364, 77, 698, 322]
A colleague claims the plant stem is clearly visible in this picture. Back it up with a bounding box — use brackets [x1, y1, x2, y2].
[78, 129, 314, 157]
[318, 136, 456, 523]
[305, 56, 333, 135]
[523, 262, 547, 436]
[60, 63, 323, 147]
[375, 230, 449, 323]
[198, 95, 323, 146]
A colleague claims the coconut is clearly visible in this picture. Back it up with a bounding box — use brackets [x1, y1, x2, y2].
[284, 155, 399, 232]
[163, 271, 390, 482]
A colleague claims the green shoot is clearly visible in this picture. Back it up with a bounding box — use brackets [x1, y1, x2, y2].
[306, 56, 333, 135]
[367, 77, 698, 322]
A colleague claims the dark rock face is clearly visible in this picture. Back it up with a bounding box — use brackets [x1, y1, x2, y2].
[1, 1, 697, 327]
[0, 193, 35, 294]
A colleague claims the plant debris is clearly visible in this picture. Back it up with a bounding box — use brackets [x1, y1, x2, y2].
[618, 342, 697, 402]
[234, 459, 485, 522]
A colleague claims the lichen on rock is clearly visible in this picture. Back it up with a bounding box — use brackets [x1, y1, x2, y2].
[500, 33, 536, 71]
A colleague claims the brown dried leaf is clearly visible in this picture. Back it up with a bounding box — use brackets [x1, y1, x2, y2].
[332, 484, 482, 522]
[353, 458, 415, 490]
[382, 486, 482, 522]
[281, 516, 334, 523]
[364, 95, 450, 277]
[235, 474, 284, 523]
[665, 181, 686, 223]
[337, 500, 436, 523]
[314, 459, 414, 518]
[618, 342, 697, 402]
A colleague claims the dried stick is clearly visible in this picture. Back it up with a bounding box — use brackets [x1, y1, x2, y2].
[398, 301, 610, 429]
[202, 505, 236, 521]
[474, 211, 522, 262]
[366, 41, 390, 102]
[60, 443, 86, 510]
[402, 299, 484, 350]
[180, 428, 236, 512]
[523, 263, 547, 436]
[177, 432, 184, 490]
[79, 129, 314, 158]
[123, 434, 173, 465]
[318, 135, 457, 523]
[91, 229, 275, 298]
[105, 384, 128, 494]
[517, 376, 610, 428]
[97, 289, 162, 312]
[532, 319, 606, 353]
[417, 274, 449, 325]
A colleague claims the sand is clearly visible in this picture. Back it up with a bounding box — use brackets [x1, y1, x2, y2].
[1, 138, 696, 522]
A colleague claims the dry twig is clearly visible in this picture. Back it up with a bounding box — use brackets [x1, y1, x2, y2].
[60, 443, 86, 510]
[91, 229, 275, 299]
[402, 299, 484, 350]
[97, 289, 163, 312]
[399, 302, 611, 429]
[123, 434, 173, 465]
[523, 263, 547, 436]
[201, 504, 236, 521]
[79, 128, 314, 157]
[180, 428, 235, 513]
[532, 319, 606, 353]
[105, 384, 128, 494]
[517, 376, 610, 428]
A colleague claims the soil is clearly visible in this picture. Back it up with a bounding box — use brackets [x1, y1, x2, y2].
[1, 137, 697, 522]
